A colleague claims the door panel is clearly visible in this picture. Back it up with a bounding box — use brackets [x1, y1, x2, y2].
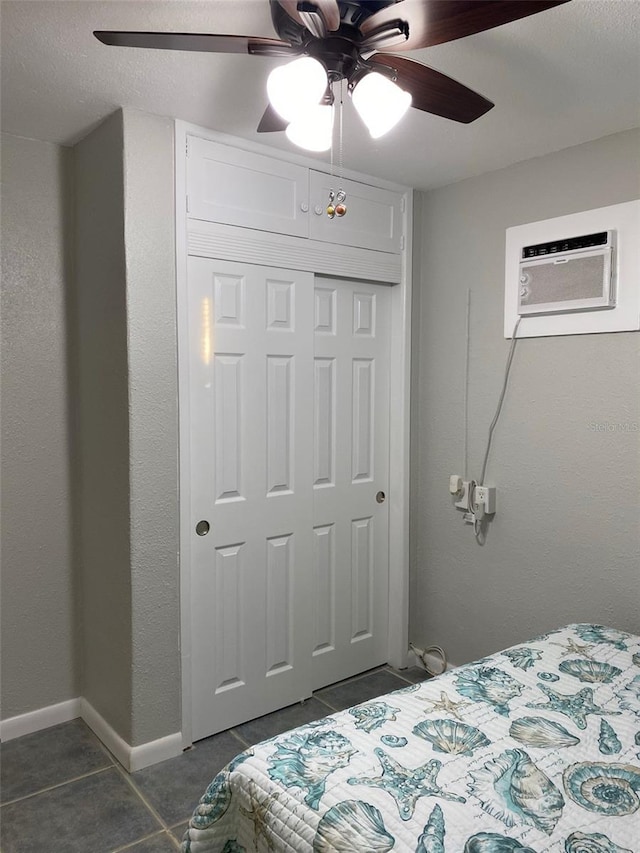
[311, 278, 391, 689]
[189, 257, 314, 741]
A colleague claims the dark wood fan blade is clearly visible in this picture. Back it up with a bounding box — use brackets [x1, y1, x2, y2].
[257, 104, 290, 132]
[93, 31, 298, 57]
[276, 0, 341, 32]
[360, 1, 571, 52]
[369, 54, 494, 123]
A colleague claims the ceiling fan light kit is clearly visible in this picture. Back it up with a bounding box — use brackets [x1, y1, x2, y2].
[266, 55, 328, 122]
[351, 72, 412, 139]
[266, 57, 411, 147]
[94, 0, 571, 149]
[285, 103, 334, 151]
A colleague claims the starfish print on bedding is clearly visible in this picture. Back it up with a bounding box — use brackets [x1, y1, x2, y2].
[239, 782, 280, 851]
[421, 691, 470, 721]
[347, 747, 465, 821]
[552, 638, 596, 659]
[527, 684, 620, 730]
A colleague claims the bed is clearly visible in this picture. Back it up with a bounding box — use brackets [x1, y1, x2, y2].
[181, 624, 640, 852]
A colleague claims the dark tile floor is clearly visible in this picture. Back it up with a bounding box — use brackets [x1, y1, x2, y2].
[0, 665, 428, 852]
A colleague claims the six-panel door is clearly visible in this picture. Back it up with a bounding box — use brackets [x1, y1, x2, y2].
[311, 278, 391, 689]
[188, 257, 391, 740]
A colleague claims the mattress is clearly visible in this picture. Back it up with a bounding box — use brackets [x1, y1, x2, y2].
[182, 624, 640, 852]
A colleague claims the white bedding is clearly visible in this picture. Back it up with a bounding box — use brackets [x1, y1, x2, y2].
[182, 624, 640, 852]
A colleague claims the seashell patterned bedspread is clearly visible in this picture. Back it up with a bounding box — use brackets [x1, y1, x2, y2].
[182, 624, 640, 852]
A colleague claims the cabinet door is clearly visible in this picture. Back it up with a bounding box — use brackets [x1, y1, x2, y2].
[309, 171, 403, 253]
[187, 136, 309, 238]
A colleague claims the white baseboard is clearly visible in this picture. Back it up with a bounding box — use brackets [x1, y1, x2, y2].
[79, 698, 131, 769]
[0, 698, 81, 742]
[79, 699, 183, 772]
[129, 731, 184, 772]
[1, 698, 182, 772]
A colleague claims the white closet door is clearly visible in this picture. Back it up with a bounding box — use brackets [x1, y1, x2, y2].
[311, 278, 391, 688]
[188, 257, 315, 741]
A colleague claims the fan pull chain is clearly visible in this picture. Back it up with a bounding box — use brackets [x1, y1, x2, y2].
[329, 98, 334, 179]
[327, 80, 347, 219]
[337, 80, 347, 216]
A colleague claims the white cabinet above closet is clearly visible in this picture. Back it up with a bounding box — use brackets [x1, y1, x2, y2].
[186, 136, 404, 253]
[186, 137, 309, 238]
[309, 171, 403, 253]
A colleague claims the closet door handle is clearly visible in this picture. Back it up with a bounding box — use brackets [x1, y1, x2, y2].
[195, 520, 210, 536]
[376, 491, 386, 504]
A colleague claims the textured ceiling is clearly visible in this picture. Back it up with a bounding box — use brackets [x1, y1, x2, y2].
[1, 0, 639, 189]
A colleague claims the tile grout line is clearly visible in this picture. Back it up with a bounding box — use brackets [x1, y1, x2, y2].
[110, 828, 177, 853]
[316, 665, 388, 693]
[313, 666, 413, 700]
[385, 665, 429, 686]
[312, 670, 419, 711]
[42, 721, 182, 849]
[312, 694, 340, 712]
[168, 818, 190, 849]
[228, 727, 251, 750]
[91, 726, 126, 768]
[113, 762, 175, 837]
[127, 826, 183, 852]
[0, 765, 114, 808]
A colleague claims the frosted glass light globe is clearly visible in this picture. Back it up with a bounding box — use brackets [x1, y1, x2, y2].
[286, 104, 334, 152]
[267, 57, 328, 122]
[352, 72, 412, 138]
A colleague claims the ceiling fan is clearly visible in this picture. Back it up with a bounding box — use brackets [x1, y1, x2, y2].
[95, 0, 570, 150]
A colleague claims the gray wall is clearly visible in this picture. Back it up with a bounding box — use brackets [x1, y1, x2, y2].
[122, 110, 180, 746]
[72, 109, 180, 745]
[1, 134, 76, 718]
[1, 110, 179, 743]
[73, 111, 134, 740]
[410, 128, 640, 666]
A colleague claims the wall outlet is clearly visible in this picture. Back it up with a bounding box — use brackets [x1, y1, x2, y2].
[474, 485, 496, 514]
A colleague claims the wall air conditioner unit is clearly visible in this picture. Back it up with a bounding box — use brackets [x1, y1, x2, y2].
[504, 200, 640, 338]
[518, 230, 615, 316]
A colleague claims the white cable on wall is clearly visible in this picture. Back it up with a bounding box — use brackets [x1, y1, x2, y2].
[473, 316, 522, 545]
[410, 642, 448, 676]
[479, 316, 522, 486]
[463, 289, 471, 480]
